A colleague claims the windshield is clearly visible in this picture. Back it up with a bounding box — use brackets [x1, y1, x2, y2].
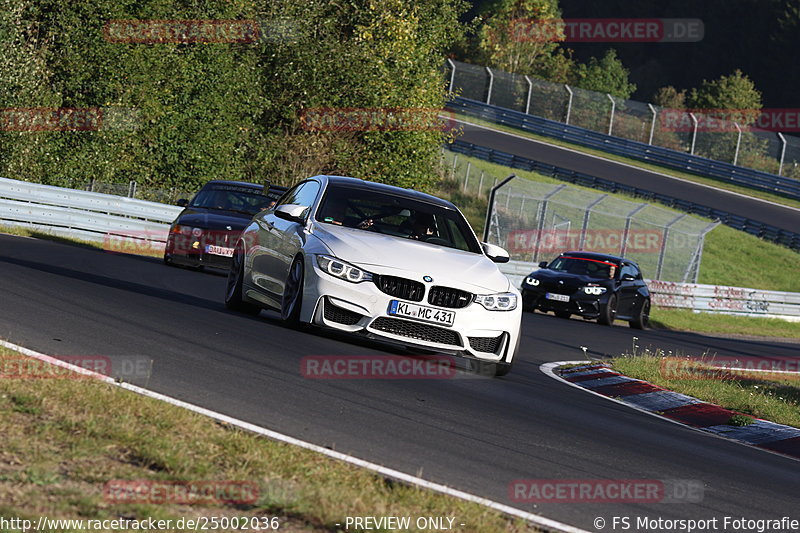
[189, 186, 275, 215]
[315, 185, 482, 254]
[547, 256, 619, 279]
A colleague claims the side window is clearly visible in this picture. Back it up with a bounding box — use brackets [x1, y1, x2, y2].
[621, 264, 637, 279]
[276, 181, 321, 214]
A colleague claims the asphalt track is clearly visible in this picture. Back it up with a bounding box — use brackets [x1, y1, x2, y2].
[1, 234, 798, 531]
[458, 120, 800, 234]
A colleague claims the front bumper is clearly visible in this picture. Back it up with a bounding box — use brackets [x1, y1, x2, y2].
[521, 287, 607, 318]
[166, 232, 236, 269]
[301, 260, 522, 364]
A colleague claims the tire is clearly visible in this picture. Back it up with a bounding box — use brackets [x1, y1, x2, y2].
[163, 252, 173, 266]
[598, 294, 617, 326]
[554, 310, 571, 319]
[225, 243, 260, 316]
[281, 256, 304, 326]
[629, 299, 650, 330]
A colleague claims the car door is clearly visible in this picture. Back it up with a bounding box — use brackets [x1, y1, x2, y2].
[250, 180, 321, 300]
[616, 263, 640, 317]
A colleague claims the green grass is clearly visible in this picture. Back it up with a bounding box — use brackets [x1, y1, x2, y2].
[0, 346, 531, 532]
[649, 307, 800, 339]
[608, 350, 800, 429]
[453, 112, 800, 211]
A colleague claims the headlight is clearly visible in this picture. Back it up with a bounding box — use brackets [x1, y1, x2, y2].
[316, 255, 373, 283]
[582, 286, 607, 295]
[475, 292, 517, 311]
[525, 276, 540, 286]
[171, 224, 193, 236]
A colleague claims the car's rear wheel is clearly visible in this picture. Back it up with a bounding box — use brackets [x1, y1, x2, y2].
[281, 256, 304, 326]
[225, 243, 260, 316]
[598, 294, 617, 326]
[629, 299, 650, 329]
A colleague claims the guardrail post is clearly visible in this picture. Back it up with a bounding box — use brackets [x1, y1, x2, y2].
[564, 85, 574, 125]
[485, 67, 494, 105]
[531, 184, 567, 263]
[446, 58, 456, 94]
[689, 113, 698, 155]
[483, 174, 516, 242]
[606, 94, 616, 136]
[648, 104, 658, 145]
[620, 203, 648, 256]
[656, 213, 687, 279]
[579, 194, 608, 250]
[128, 181, 137, 199]
[733, 123, 742, 166]
[778, 132, 787, 176]
[524, 75, 533, 115]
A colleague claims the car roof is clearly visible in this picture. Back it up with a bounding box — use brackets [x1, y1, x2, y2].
[320, 175, 457, 210]
[202, 180, 263, 189]
[558, 251, 637, 265]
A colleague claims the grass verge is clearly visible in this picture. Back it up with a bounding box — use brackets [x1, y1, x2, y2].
[453, 113, 800, 211]
[0, 345, 530, 532]
[609, 350, 800, 429]
[649, 308, 800, 340]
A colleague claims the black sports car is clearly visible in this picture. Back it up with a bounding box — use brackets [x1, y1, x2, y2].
[164, 180, 287, 269]
[520, 251, 650, 328]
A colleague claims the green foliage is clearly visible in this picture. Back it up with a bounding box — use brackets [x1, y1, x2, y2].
[0, 0, 466, 193]
[688, 70, 762, 126]
[652, 86, 686, 109]
[570, 49, 636, 99]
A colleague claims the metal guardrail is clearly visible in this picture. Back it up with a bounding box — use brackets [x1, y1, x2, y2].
[0, 177, 180, 246]
[448, 140, 800, 251]
[448, 97, 800, 203]
[500, 261, 800, 321]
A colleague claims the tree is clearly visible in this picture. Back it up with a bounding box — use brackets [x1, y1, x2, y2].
[475, 0, 564, 76]
[571, 49, 636, 99]
[688, 70, 762, 126]
[653, 86, 687, 109]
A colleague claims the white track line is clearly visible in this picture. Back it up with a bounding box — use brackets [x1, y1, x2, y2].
[0, 338, 588, 533]
[451, 117, 800, 213]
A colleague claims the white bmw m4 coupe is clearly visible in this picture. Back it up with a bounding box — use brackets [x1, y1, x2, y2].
[225, 175, 522, 376]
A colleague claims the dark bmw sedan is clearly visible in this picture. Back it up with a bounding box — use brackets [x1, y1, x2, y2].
[164, 180, 287, 270]
[520, 251, 650, 328]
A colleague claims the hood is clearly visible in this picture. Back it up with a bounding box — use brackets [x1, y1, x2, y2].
[174, 207, 253, 230]
[312, 223, 510, 293]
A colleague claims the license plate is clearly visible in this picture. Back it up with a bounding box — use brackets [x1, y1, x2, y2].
[546, 292, 570, 302]
[206, 245, 234, 257]
[388, 300, 455, 327]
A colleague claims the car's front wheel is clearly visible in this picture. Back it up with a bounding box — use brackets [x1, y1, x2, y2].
[225, 243, 260, 316]
[598, 294, 617, 326]
[629, 299, 650, 329]
[281, 256, 304, 326]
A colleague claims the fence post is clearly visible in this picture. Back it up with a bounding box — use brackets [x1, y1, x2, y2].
[128, 181, 137, 198]
[656, 213, 687, 280]
[531, 184, 567, 263]
[620, 203, 648, 256]
[648, 104, 658, 145]
[478, 171, 485, 196]
[778, 132, 787, 176]
[733, 123, 742, 166]
[451, 154, 458, 179]
[564, 85, 573, 125]
[689, 113, 698, 155]
[579, 194, 608, 250]
[524, 75, 533, 115]
[606, 94, 616, 136]
[446, 58, 456, 94]
[483, 174, 516, 242]
[463, 162, 471, 192]
[485, 67, 494, 105]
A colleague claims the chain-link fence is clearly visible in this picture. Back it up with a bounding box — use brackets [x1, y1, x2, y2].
[56, 178, 193, 205]
[481, 176, 718, 283]
[446, 60, 800, 179]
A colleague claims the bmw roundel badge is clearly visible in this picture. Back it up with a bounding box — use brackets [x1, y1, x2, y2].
[423, 275, 433, 283]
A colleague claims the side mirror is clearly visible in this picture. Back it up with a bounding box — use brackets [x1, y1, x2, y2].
[538, 261, 548, 268]
[275, 204, 307, 223]
[481, 242, 510, 264]
[621, 274, 636, 281]
[176, 198, 189, 207]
